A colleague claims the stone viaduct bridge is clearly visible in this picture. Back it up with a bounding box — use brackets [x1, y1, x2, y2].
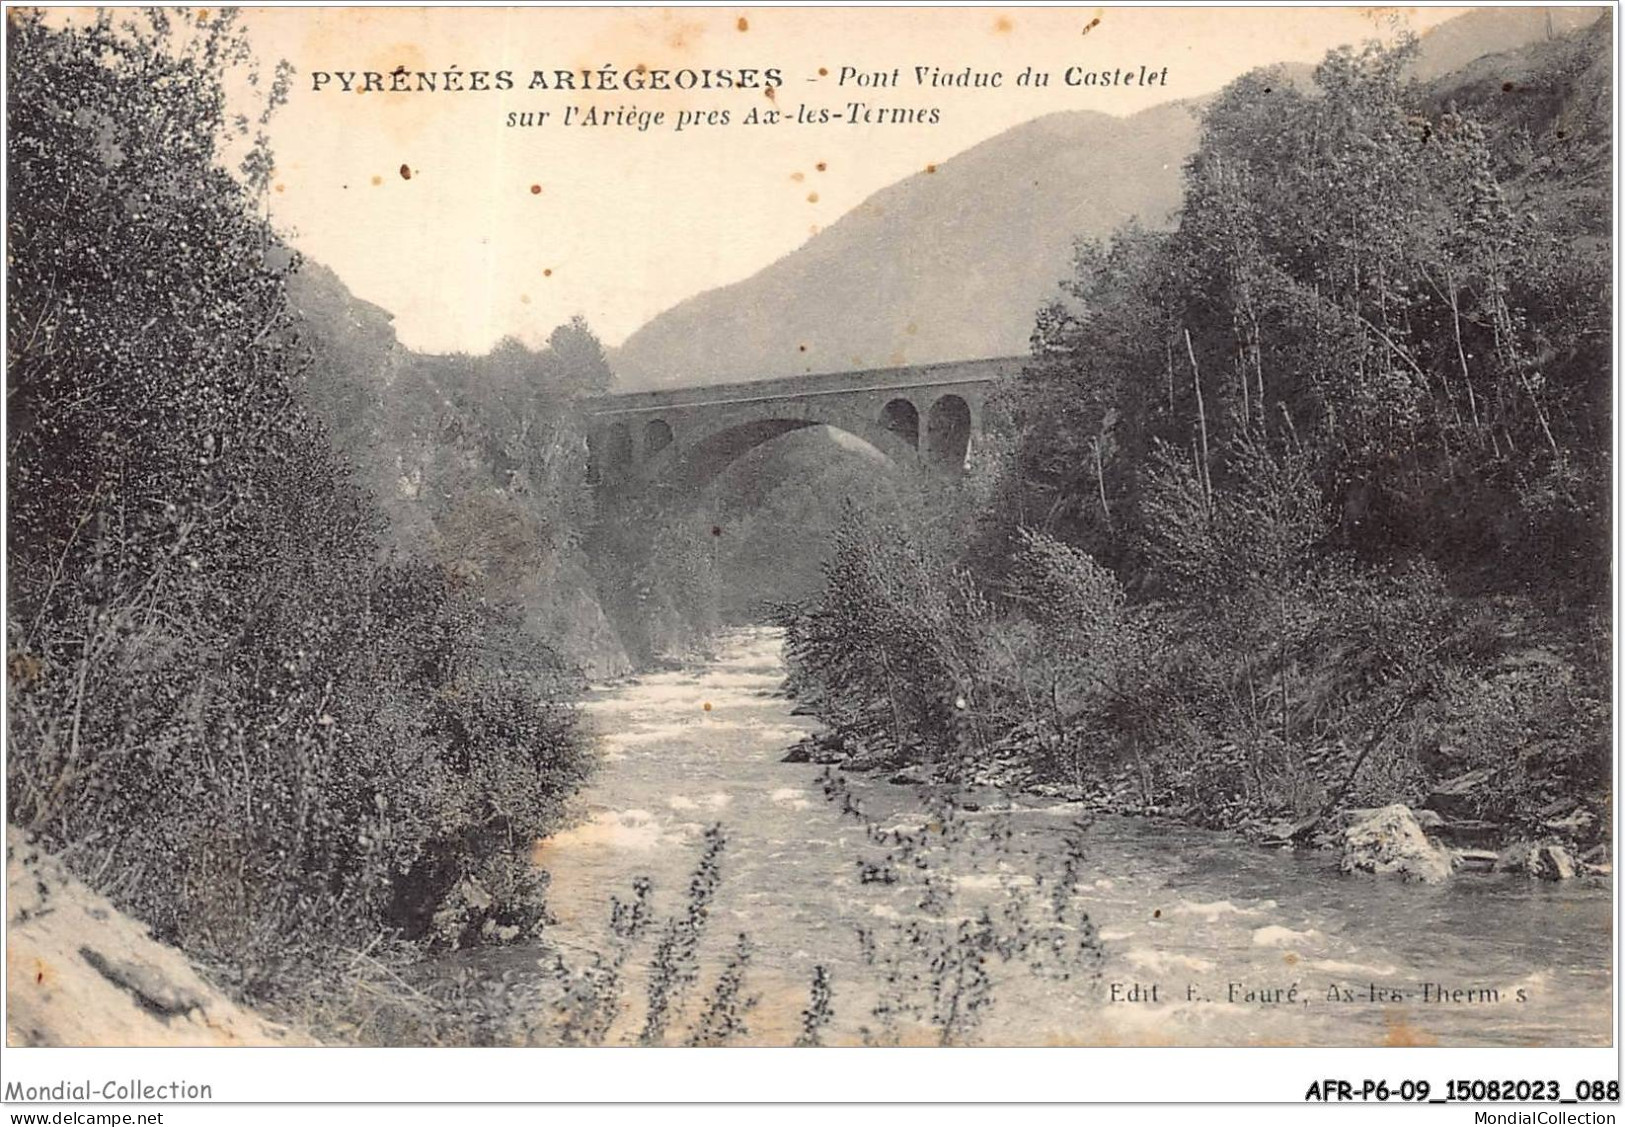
[581, 356, 1023, 491]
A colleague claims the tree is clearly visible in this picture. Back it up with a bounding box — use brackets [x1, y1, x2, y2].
[546, 314, 614, 395]
[7, 10, 593, 984]
[1000, 223, 1171, 570]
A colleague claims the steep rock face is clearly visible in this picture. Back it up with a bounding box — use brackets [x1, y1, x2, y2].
[7, 827, 314, 1047]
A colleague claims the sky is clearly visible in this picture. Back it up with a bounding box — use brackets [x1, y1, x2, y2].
[214, 5, 1473, 356]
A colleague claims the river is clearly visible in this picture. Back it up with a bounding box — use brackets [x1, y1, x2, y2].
[523, 626, 1611, 1047]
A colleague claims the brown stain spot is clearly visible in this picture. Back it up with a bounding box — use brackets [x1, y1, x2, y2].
[196, 9, 211, 23]
[1082, 15, 1102, 35]
[924, 163, 937, 174]
[806, 191, 819, 203]
[711, 526, 722, 537]
[543, 268, 553, 277]
[818, 67, 828, 77]
[736, 16, 749, 32]
[1152, 908, 1162, 919]
[274, 183, 285, 194]
[702, 701, 713, 712]
[519, 294, 531, 305]
[398, 163, 412, 181]
[798, 344, 808, 352]
[9, 652, 43, 686]
[816, 161, 827, 172]
[1382, 1011, 1438, 1047]
[667, 21, 703, 51]
[1283, 952, 1300, 966]
[32, 958, 55, 988]
[994, 15, 1014, 33]
[634, 63, 648, 75]
[530, 184, 543, 195]
[790, 171, 804, 182]
[765, 85, 776, 102]
[370, 175, 383, 187]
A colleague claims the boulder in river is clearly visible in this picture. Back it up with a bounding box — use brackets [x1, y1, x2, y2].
[779, 732, 847, 764]
[844, 739, 903, 773]
[888, 762, 940, 786]
[780, 739, 813, 763]
[1493, 841, 1578, 881]
[1254, 818, 1300, 846]
[1340, 804, 1457, 884]
[1455, 849, 1500, 871]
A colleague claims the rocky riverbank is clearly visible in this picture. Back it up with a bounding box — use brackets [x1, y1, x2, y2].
[781, 730, 1610, 884]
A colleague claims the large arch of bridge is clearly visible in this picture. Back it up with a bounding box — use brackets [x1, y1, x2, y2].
[634, 401, 925, 492]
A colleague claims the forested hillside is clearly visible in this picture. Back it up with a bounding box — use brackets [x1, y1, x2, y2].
[6, 11, 599, 1020]
[779, 23, 1611, 854]
[289, 263, 630, 676]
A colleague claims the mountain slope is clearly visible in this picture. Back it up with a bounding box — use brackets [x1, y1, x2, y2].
[1407, 4, 1602, 81]
[610, 6, 1606, 392]
[612, 101, 1198, 389]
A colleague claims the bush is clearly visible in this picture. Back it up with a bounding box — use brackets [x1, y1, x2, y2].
[779, 503, 998, 770]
